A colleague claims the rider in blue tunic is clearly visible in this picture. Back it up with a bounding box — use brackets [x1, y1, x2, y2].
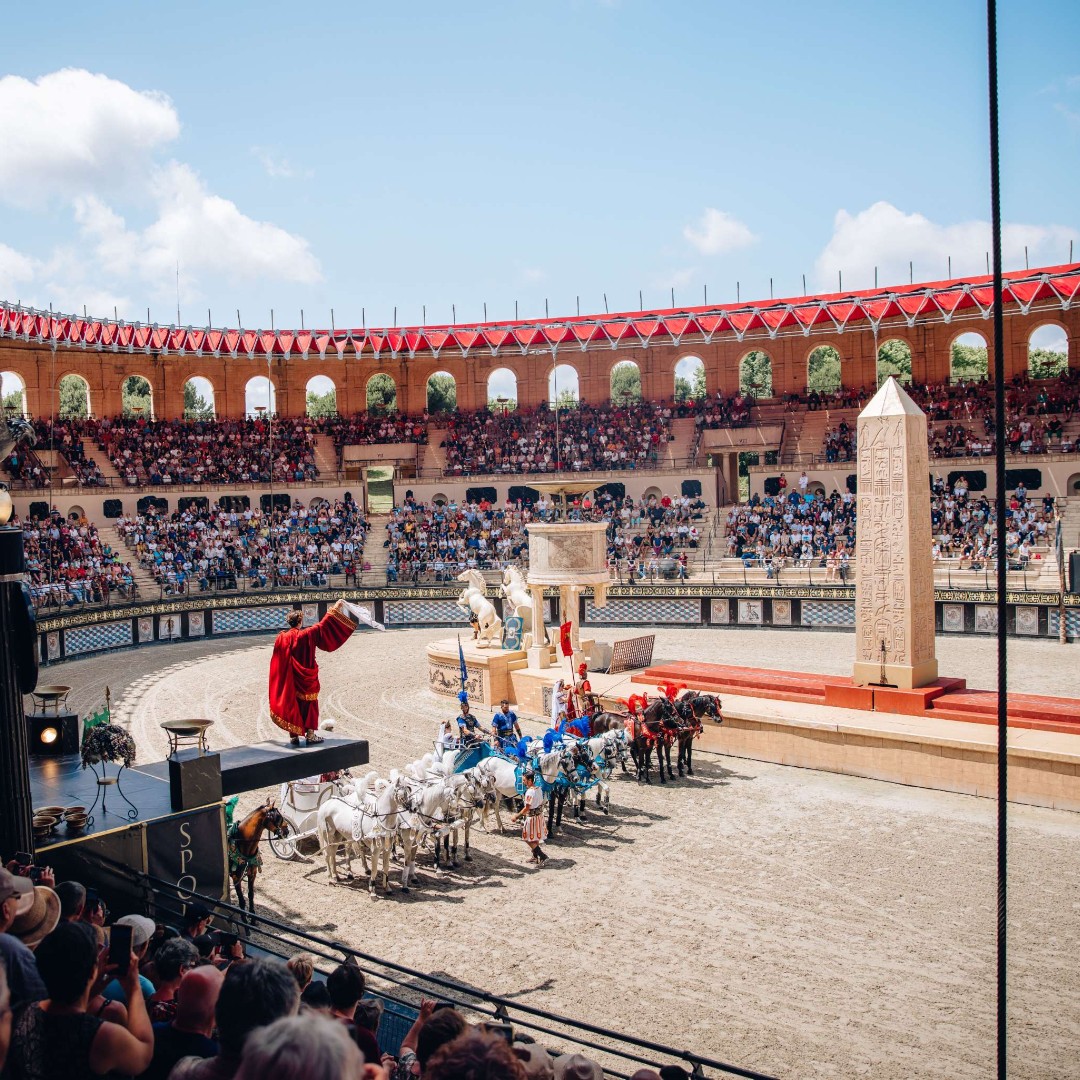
[491, 700, 522, 748]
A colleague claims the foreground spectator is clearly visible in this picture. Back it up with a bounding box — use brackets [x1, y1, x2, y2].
[7, 921, 154, 1079]
[144, 964, 224, 1080]
[426, 1030, 528, 1080]
[235, 1013, 367, 1080]
[148, 936, 200, 1022]
[327, 960, 381, 1063]
[102, 913, 156, 1003]
[0, 867, 47, 1008]
[170, 956, 301, 1080]
[286, 952, 315, 992]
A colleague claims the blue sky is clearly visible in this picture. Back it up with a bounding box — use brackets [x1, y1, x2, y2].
[1, 0, 1078, 331]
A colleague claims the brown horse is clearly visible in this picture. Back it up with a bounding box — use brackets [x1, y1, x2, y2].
[228, 801, 289, 919]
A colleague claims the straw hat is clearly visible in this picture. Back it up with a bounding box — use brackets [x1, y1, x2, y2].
[10, 886, 61, 947]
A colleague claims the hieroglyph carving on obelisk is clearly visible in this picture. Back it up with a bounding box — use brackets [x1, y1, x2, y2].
[852, 377, 938, 690]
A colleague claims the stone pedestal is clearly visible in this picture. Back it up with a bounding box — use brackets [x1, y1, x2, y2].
[852, 378, 938, 690]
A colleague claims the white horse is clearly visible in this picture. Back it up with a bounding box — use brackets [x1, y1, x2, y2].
[500, 566, 532, 633]
[396, 771, 488, 868]
[456, 568, 502, 645]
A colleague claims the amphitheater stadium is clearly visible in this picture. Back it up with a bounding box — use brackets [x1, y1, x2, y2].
[2, 260, 1079, 1080]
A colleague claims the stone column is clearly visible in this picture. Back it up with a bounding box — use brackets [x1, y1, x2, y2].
[852, 377, 938, 689]
[527, 585, 549, 668]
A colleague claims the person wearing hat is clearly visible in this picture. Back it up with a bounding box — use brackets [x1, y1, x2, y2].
[0, 867, 47, 1007]
[511, 770, 548, 867]
[553, 1053, 604, 1080]
[101, 914, 156, 1004]
[513, 1041, 555, 1080]
[182, 903, 212, 941]
[456, 693, 483, 748]
[8, 883, 60, 951]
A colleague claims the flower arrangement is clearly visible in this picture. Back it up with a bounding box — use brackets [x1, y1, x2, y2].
[81, 724, 137, 769]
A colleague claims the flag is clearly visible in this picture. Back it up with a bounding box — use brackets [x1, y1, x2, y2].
[559, 621, 573, 657]
[81, 707, 109, 748]
[341, 600, 385, 631]
[457, 635, 468, 693]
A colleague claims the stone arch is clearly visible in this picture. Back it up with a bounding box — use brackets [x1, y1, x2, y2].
[366, 372, 397, 413]
[58, 373, 91, 419]
[1067, 472, 1080, 497]
[738, 350, 772, 398]
[807, 345, 842, 396]
[308, 496, 327, 511]
[487, 367, 518, 412]
[182, 376, 216, 419]
[1, 371, 28, 417]
[949, 331, 989, 382]
[674, 355, 706, 402]
[122, 374, 154, 419]
[610, 360, 642, 405]
[1028, 322, 1069, 379]
[432, 492, 449, 506]
[426, 371, 457, 413]
[305, 374, 337, 417]
[642, 485, 663, 502]
[548, 364, 580, 407]
[67, 505, 86, 521]
[876, 339, 912, 386]
[245, 375, 276, 418]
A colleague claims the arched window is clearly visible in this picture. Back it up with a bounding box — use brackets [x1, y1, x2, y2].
[58, 374, 91, 419]
[674, 356, 705, 402]
[739, 351, 772, 398]
[183, 377, 215, 419]
[610, 361, 642, 405]
[807, 346, 841, 396]
[122, 375, 153, 419]
[487, 368, 518, 412]
[548, 364, 580, 408]
[245, 376, 276, 418]
[306, 375, 337, 418]
[1028, 324, 1068, 379]
[876, 339, 912, 387]
[1, 372, 27, 417]
[426, 371, 457, 413]
[950, 332, 988, 383]
[366, 373, 397, 413]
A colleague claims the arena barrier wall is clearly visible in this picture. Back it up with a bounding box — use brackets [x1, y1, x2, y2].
[34, 583, 1080, 664]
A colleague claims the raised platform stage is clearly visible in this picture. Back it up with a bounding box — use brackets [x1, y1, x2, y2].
[628, 662, 1080, 813]
[27, 737, 370, 916]
[636, 662, 1080, 737]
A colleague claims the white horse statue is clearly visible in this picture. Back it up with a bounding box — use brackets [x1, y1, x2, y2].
[500, 566, 532, 633]
[456, 568, 502, 646]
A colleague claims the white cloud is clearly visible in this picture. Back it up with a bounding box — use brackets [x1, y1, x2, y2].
[0, 68, 322, 315]
[653, 267, 697, 291]
[0, 69, 179, 208]
[683, 208, 757, 256]
[814, 201, 1079, 291]
[520, 266, 546, 284]
[251, 147, 314, 180]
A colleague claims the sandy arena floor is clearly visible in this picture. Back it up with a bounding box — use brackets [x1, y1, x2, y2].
[45, 628, 1080, 1080]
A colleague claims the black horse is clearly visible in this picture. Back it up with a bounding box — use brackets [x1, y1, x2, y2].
[672, 699, 705, 776]
[681, 690, 724, 724]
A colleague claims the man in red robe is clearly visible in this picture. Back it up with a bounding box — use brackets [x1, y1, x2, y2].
[269, 601, 359, 745]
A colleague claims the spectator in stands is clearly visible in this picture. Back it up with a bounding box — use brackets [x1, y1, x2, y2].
[170, 957, 300, 1080]
[101, 914, 156, 1005]
[147, 936, 199, 1022]
[326, 960, 381, 1063]
[300, 980, 333, 1013]
[234, 1013, 366, 1080]
[6, 920, 154, 1079]
[53, 881, 86, 923]
[388, 1000, 465, 1080]
[182, 904, 212, 941]
[286, 952, 315, 993]
[426, 1030, 527, 1080]
[143, 964, 223, 1080]
[553, 1054, 604, 1080]
[0, 868, 46, 1009]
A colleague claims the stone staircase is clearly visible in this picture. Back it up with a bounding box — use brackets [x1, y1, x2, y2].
[666, 416, 698, 468]
[101, 523, 159, 595]
[417, 425, 448, 477]
[311, 434, 340, 477]
[357, 512, 391, 584]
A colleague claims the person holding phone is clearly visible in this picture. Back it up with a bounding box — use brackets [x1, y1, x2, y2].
[101, 915, 156, 1004]
[6, 920, 154, 1079]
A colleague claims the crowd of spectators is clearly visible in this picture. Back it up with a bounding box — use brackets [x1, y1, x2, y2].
[116, 497, 368, 594]
[20, 511, 138, 607]
[318, 413, 427, 463]
[439, 402, 672, 477]
[694, 391, 754, 429]
[1, 860, 675, 1080]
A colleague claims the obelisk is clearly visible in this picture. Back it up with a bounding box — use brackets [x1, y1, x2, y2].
[852, 376, 938, 689]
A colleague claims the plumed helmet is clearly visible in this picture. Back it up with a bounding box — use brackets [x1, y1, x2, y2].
[458, 690, 469, 705]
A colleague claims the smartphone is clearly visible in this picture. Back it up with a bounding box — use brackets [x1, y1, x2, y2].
[27, 866, 44, 884]
[108, 923, 133, 968]
[482, 1023, 514, 1043]
[216, 931, 238, 951]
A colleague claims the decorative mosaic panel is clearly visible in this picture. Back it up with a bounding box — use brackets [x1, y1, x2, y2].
[800, 601, 857, 628]
[64, 620, 133, 656]
[429, 660, 486, 703]
[46, 632, 60, 660]
[710, 599, 730, 624]
[1015, 605, 1039, 636]
[188, 612, 205, 637]
[158, 615, 182, 640]
[975, 605, 998, 634]
[302, 603, 319, 627]
[583, 598, 699, 625]
[138, 617, 154, 642]
[771, 599, 792, 626]
[942, 604, 965, 633]
[738, 599, 763, 625]
[1048, 609, 1080, 637]
[386, 600, 469, 626]
[212, 606, 290, 635]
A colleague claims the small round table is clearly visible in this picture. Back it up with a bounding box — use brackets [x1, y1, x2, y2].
[161, 719, 214, 757]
